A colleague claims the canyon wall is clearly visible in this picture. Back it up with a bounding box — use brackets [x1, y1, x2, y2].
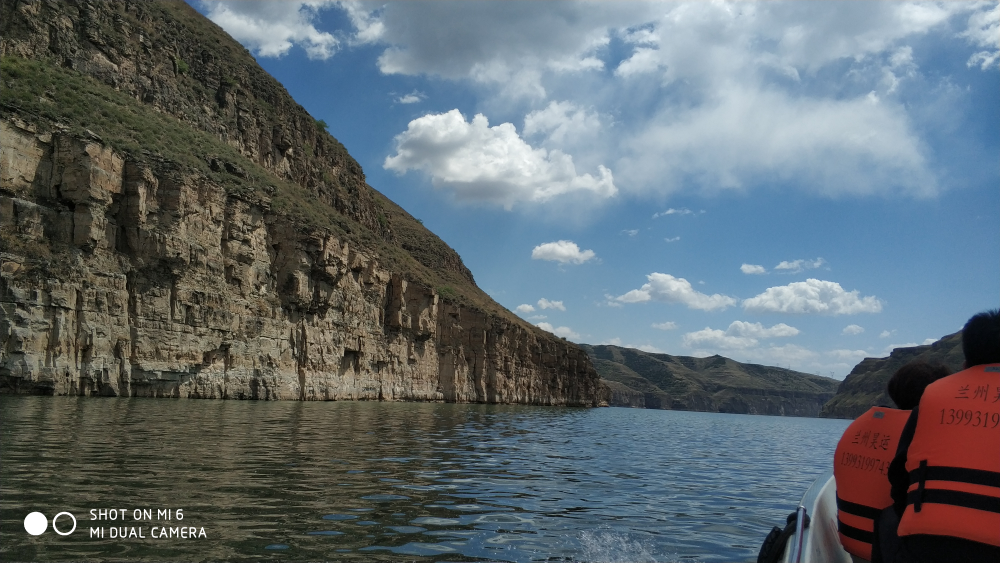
[0, 0, 602, 406]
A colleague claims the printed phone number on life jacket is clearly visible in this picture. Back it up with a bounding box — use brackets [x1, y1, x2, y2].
[938, 408, 1000, 428]
[840, 451, 890, 476]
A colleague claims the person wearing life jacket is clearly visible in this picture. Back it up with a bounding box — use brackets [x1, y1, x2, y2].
[834, 360, 950, 563]
[877, 309, 1000, 563]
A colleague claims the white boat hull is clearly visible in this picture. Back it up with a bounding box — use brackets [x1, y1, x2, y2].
[782, 470, 855, 563]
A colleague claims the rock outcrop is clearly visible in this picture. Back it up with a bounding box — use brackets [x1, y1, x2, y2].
[0, 0, 602, 405]
[819, 332, 963, 419]
[583, 344, 839, 417]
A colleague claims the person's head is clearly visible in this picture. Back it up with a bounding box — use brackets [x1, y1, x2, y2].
[887, 360, 952, 410]
[962, 309, 1000, 367]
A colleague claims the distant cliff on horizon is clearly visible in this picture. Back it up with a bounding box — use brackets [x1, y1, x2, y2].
[819, 331, 964, 419]
[583, 344, 840, 417]
[0, 0, 602, 405]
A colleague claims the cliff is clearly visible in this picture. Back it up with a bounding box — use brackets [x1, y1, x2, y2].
[819, 331, 963, 419]
[582, 344, 839, 417]
[0, 0, 602, 405]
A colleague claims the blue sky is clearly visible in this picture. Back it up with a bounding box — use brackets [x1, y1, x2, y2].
[193, 1, 999, 378]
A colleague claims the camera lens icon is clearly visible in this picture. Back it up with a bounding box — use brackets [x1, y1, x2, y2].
[24, 512, 76, 536]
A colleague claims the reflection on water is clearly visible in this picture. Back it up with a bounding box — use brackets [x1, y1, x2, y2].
[0, 397, 849, 562]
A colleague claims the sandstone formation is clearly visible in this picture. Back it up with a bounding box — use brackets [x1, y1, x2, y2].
[584, 344, 839, 417]
[0, 0, 602, 405]
[819, 332, 963, 419]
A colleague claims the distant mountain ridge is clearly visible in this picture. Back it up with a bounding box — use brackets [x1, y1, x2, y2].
[819, 331, 964, 419]
[583, 344, 840, 417]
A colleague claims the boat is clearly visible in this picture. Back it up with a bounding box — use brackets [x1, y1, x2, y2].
[758, 469, 855, 563]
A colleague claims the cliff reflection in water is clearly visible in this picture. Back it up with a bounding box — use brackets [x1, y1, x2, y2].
[1, 397, 849, 562]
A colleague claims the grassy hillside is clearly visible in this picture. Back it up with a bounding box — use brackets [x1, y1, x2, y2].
[583, 344, 839, 416]
[819, 331, 963, 418]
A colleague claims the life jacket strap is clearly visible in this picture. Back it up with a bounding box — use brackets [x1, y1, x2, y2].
[914, 460, 927, 512]
[837, 518, 874, 545]
[835, 495, 882, 520]
[907, 465, 1000, 489]
[905, 488, 1000, 514]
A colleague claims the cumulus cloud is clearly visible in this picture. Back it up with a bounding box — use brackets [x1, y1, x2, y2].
[774, 257, 826, 273]
[531, 240, 596, 264]
[615, 273, 737, 311]
[664, 236, 681, 243]
[682, 321, 800, 351]
[842, 324, 865, 335]
[828, 349, 870, 362]
[515, 304, 535, 314]
[396, 91, 425, 104]
[537, 322, 579, 340]
[622, 229, 639, 237]
[742, 279, 882, 315]
[651, 322, 678, 330]
[652, 207, 694, 218]
[523, 101, 602, 147]
[206, 2, 993, 203]
[962, 2, 1000, 70]
[741, 264, 767, 275]
[537, 298, 566, 311]
[880, 330, 895, 338]
[384, 110, 616, 209]
[618, 87, 936, 197]
[202, 1, 340, 59]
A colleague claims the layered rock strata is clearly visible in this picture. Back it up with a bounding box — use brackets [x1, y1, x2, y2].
[0, 0, 602, 405]
[0, 120, 600, 404]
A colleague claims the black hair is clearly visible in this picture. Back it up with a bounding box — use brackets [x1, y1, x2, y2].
[887, 360, 952, 410]
[962, 309, 1000, 367]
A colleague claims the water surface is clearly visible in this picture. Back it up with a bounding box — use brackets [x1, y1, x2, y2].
[0, 397, 850, 562]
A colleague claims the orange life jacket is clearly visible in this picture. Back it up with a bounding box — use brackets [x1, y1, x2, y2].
[833, 406, 911, 559]
[897, 364, 1000, 547]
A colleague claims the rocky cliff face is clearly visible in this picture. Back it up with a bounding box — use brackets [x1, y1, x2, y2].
[583, 344, 839, 417]
[819, 332, 963, 419]
[0, 0, 602, 406]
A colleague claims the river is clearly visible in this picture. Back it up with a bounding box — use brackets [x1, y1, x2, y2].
[0, 397, 850, 562]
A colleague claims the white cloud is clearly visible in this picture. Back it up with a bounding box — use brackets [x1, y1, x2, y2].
[206, 2, 991, 203]
[202, 1, 340, 59]
[353, 2, 641, 98]
[880, 330, 895, 338]
[651, 322, 678, 330]
[529, 314, 547, 320]
[622, 229, 639, 237]
[742, 279, 882, 315]
[828, 349, 870, 362]
[774, 257, 826, 273]
[664, 236, 681, 243]
[523, 101, 602, 147]
[741, 264, 767, 275]
[384, 110, 616, 209]
[531, 240, 596, 264]
[515, 304, 535, 314]
[396, 91, 425, 104]
[652, 208, 694, 218]
[922, 337, 938, 345]
[682, 321, 799, 351]
[842, 324, 865, 335]
[962, 2, 1000, 70]
[536, 322, 580, 340]
[615, 273, 737, 311]
[619, 85, 936, 198]
[537, 298, 566, 311]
